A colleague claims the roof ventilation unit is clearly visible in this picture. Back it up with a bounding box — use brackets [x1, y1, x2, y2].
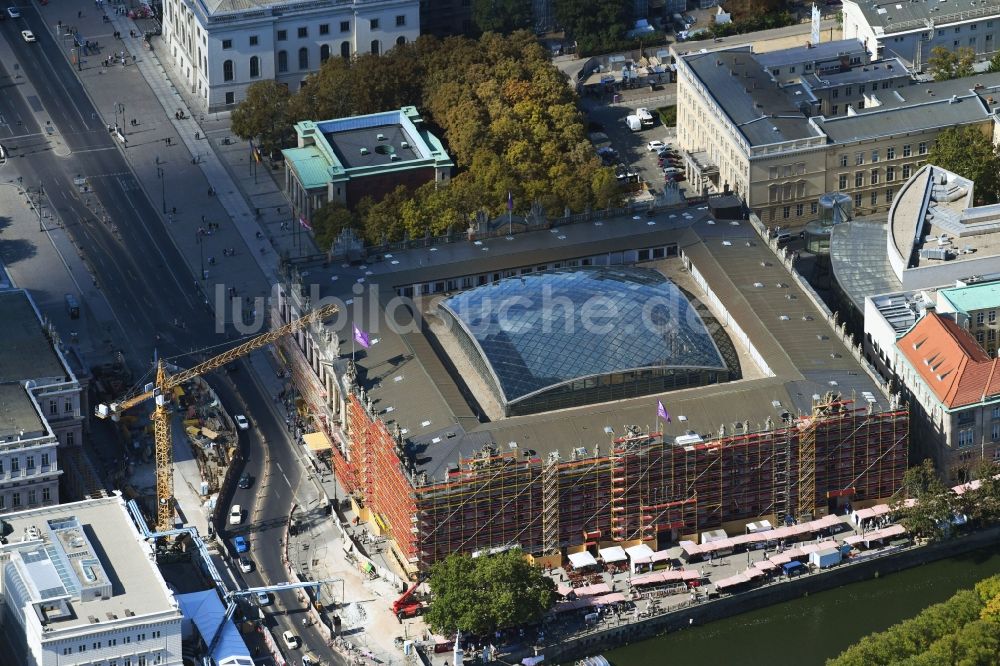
[377, 133, 386, 141]
[400, 140, 409, 149]
[360, 147, 369, 155]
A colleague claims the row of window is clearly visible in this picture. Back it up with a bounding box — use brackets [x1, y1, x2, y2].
[220, 14, 407, 50]
[838, 165, 913, 190]
[0, 453, 51, 474]
[61, 632, 163, 655]
[828, 80, 895, 99]
[958, 422, 1000, 447]
[974, 310, 998, 326]
[48, 399, 74, 416]
[839, 143, 926, 168]
[769, 188, 897, 220]
[222, 36, 406, 82]
[0, 487, 51, 510]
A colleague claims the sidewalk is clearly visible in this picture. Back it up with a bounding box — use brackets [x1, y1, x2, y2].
[34, 1, 317, 329]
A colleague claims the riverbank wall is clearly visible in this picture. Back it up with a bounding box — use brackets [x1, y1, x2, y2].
[537, 525, 1000, 663]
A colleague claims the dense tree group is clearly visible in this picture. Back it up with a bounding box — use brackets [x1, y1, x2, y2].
[231, 32, 620, 247]
[424, 549, 556, 636]
[828, 574, 1000, 665]
[893, 460, 1000, 542]
[554, 0, 634, 55]
[926, 46, 976, 81]
[926, 126, 1000, 206]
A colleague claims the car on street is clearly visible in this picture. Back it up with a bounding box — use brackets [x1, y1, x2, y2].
[233, 535, 249, 553]
[238, 555, 253, 573]
[21, 30, 35, 43]
[256, 591, 271, 606]
[234, 414, 250, 430]
[229, 505, 242, 525]
[302, 653, 322, 666]
[238, 473, 253, 489]
[7, 7, 21, 18]
[646, 140, 666, 152]
[282, 631, 301, 650]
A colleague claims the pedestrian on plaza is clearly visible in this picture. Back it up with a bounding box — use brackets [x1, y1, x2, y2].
[172, 207, 177, 215]
[78, 10, 82, 18]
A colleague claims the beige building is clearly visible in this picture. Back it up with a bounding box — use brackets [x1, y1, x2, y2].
[675, 41, 1000, 226]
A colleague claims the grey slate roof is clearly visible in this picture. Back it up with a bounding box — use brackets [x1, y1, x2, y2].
[849, 0, 1000, 33]
[683, 49, 823, 146]
[755, 39, 866, 70]
[812, 93, 991, 143]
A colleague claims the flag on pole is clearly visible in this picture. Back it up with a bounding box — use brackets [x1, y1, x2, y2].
[299, 214, 312, 231]
[507, 191, 513, 212]
[657, 400, 671, 423]
[353, 324, 370, 349]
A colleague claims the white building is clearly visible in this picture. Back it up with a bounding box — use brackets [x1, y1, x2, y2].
[0, 495, 183, 666]
[0, 384, 61, 513]
[842, 0, 1000, 68]
[162, 0, 420, 111]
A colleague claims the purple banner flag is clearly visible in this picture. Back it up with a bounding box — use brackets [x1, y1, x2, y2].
[657, 400, 671, 423]
[353, 324, 370, 349]
[507, 191, 514, 211]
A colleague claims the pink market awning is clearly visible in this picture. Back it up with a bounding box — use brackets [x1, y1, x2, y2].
[592, 592, 627, 605]
[714, 573, 750, 590]
[556, 583, 574, 597]
[753, 559, 779, 570]
[768, 554, 792, 565]
[573, 582, 611, 597]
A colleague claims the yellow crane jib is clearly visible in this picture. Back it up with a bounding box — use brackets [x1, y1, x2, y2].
[95, 302, 338, 531]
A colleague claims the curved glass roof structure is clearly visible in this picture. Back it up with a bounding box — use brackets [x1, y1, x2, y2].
[440, 267, 727, 408]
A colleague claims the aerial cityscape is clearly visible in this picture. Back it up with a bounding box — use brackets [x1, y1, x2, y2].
[2, 0, 1000, 664]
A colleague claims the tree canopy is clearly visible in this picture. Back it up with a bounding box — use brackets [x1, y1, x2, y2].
[927, 46, 976, 81]
[893, 459, 955, 542]
[230, 80, 293, 156]
[234, 31, 620, 247]
[927, 126, 1000, 205]
[827, 574, 1000, 665]
[554, 0, 632, 55]
[471, 0, 534, 35]
[424, 549, 556, 636]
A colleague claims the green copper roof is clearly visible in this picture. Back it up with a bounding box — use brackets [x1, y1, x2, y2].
[940, 281, 1000, 314]
[283, 146, 330, 190]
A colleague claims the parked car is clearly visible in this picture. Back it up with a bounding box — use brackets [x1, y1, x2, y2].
[238, 473, 253, 489]
[238, 555, 253, 573]
[256, 591, 271, 606]
[233, 536, 249, 553]
[646, 140, 666, 152]
[283, 631, 301, 650]
[234, 414, 250, 430]
[229, 505, 242, 525]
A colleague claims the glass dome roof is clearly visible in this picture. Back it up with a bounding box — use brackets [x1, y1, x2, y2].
[440, 267, 727, 406]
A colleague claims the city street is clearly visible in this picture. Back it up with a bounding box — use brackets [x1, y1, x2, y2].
[0, 10, 345, 665]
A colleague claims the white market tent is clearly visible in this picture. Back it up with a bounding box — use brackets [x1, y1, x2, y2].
[599, 546, 628, 564]
[624, 543, 655, 572]
[568, 550, 599, 569]
[177, 590, 253, 666]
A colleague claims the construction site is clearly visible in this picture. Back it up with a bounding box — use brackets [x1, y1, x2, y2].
[273, 206, 911, 576]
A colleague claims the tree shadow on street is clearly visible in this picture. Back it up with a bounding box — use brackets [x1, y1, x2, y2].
[0, 215, 38, 266]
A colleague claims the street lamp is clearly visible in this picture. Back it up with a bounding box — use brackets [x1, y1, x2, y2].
[197, 232, 205, 283]
[156, 161, 166, 214]
[116, 102, 127, 133]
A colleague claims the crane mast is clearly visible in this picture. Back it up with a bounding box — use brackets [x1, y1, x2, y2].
[97, 302, 338, 531]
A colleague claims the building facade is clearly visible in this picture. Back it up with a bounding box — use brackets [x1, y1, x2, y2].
[842, 0, 1000, 67]
[0, 289, 91, 512]
[896, 312, 1000, 482]
[162, 0, 419, 111]
[282, 106, 453, 223]
[675, 40, 1000, 226]
[0, 496, 183, 666]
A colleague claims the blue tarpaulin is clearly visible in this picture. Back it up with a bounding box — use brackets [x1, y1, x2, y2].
[177, 590, 254, 666]
[782, 561, 805, 575]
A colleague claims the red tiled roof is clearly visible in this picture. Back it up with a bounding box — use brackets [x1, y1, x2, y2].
[897, 313, 1000, 409]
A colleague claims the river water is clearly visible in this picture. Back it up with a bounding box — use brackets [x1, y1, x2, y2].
[604, 544, 1000, 666]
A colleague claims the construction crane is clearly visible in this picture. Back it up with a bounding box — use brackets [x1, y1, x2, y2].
[96, 302, 338, 531]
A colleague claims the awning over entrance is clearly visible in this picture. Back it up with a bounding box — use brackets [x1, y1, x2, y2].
[303, 431, 333, 453]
